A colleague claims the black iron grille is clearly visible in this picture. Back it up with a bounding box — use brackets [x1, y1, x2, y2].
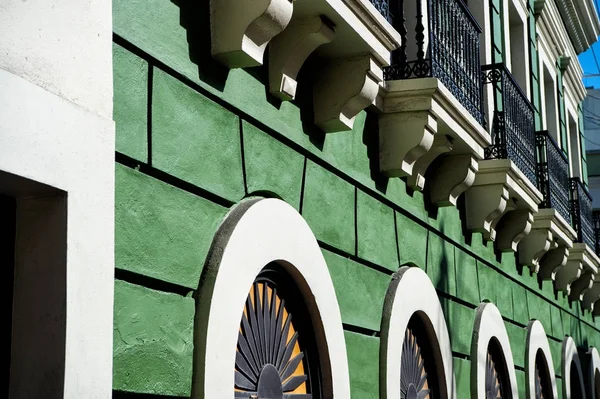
[483, 63, 537, 187]
[570, 177, 594, 249]
[535, 130, 570, 223]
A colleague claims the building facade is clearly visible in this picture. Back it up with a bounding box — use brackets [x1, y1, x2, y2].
[108, 0, 600, 397]
[4, 0, 600, 398]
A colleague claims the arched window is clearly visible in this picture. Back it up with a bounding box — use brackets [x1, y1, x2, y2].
[472, 303, 519, 398]
[235, 266, 320, 398]
[381, 266, 455, 399]
[526, 320, 557, 399]
[193, 198, 350, 398]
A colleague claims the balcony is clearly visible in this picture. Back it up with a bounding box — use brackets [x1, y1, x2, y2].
[562, 177, 600, 306]
[378, 0, 489, 204]
[517, 131, 576, 280]
[383, 0, 485, 125]
[482, 63, 536, 186]
[464, 63, 541, 250]
[535, 131, 570, 222]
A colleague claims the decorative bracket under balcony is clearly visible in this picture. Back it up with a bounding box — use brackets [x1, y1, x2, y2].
[269, 16, 335, 101]
[518, 209, 575, 277]
[465, 159, 542, 249]
[581, 278, 600, 311]
[314, 54, 382, 132]
[210, 0, 294, 68]
[556, 244, 586, 295]
[566, 244, 600, 302]
[379, 78, 489, 194]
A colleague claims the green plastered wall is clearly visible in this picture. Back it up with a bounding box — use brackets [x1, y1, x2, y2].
[111, 1, 600, 397]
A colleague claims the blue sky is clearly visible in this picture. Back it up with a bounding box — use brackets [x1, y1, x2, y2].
[579, 1, 600, 88]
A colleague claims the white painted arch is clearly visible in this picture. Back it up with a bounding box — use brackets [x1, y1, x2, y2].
[562, 336, 586, 399]
[380, 265, 456, 399]
[589, 347, 600, 399]
[526, 320, 558, 399]
[191, 198, 350, 398]
[471, 302, 519, 398]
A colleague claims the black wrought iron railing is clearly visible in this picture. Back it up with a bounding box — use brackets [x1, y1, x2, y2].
[535, 131, 570, 223]
[593, 211, 600, 255]
[383, 0, 485, 126]
[482, 63, 537, 187]
[370, 0, 392, 22]
[570, 177, 595, 249]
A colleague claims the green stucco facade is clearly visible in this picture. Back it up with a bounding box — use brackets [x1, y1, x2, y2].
[112, 1, 600, 397]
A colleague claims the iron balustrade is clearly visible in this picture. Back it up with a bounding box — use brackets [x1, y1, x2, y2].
[570, 177, 595, 249]
[482, 63, 537, 187]
[593, 211, 600, 255]
[535, 131, 570, 223]
[383, 0, 485, 126]
[370, 0, 392, 22]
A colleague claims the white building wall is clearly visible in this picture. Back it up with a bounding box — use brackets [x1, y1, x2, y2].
[0, 0, 115, 398]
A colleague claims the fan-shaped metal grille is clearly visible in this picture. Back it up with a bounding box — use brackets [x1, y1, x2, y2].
[485, 352, 503, 399]
[534, 351, 552, 399]
[234, 280, 312, 398]
[401, 327, 431, 399]
[534, 363, 544, 399]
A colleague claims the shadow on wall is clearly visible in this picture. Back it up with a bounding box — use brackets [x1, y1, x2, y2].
[363, 110, 389, 194]
[171, 0, 229, 92]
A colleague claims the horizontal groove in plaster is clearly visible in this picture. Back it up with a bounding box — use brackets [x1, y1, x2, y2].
[115, 268, 193, 297]
[343, 323, 380, 338]
[115, 152, 235, 208]
[113, 391, 181, 398]
[318, 241, 394, 276]
[112, 36, 600, 335]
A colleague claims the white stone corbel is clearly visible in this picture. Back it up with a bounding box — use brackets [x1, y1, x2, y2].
[518, 209, 576, 278]
[465, 160, 542, 248]
[555, 258, 583, 295]
[565, 244, 600, 302]
[269, 16, 335, 101]
[582, 280, 600, 311]
[406, 134, 453, 191]
[378, 77, 488, 198]
[428, 155, 478, 207]
[313, 55, 382, 132]
[210, 0, 293, 68]
[570, 272, 594, 302]
[518, 229, 554, 273]
[538, 247, 569, 281]
[496, 209, 534, 252]
[465, 185, 509, 242]
[379, 110, 436, 178]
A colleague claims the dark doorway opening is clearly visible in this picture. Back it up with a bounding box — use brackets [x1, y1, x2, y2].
[1, 194, 16, 397]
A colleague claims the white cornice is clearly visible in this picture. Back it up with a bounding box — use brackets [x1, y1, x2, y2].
[555, 0, 600, 54]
